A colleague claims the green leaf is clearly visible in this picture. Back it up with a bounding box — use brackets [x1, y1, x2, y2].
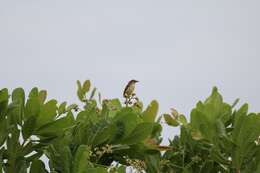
[170, 108, 179, 118]
[145, 152, 161, 173]
[232, 106, 260, 169]
[89, 87, 97, 100]
[182, 168, 191, 173]
[190, 87, 231, 142]
[12, 88, 25, 105]
[82, 80, 91, 93]
[46, 145, 72, 173]
[0, 118, 7, 145]
[190, 129, 203, 140]
[38, 90, 47, 104]
[0, 88, 9, 118]
[36, 112, 74, 137]
[85, 167, 107, 173]
[58, 101, 67, 115]
[106, 98, 122, 118]
[132, 101, 143, 113]
[215, 119, 226, 137]
[163, 114, 179, 127]
[29, 87, 38, 98]
[92, 124, 116, 146]
[30, 160, 48, 173]
[116, 165, 126, 173]
[77, 80, 84, 101]
[36, 99, 57, 127]
[98, 92, 102, 104]
[20, 141, 34, 156]
[0, 149, 3, 171]
[25, 97, 41, 119]
[150, 122, 162, 138]
[233, 103, 248, 131]
[111, 144, 130, 151]
[15, 159, 27, 173]
[142, 100, 159, 122]
[0, 88, 8, 103]
[76, 109, 97, 123]
[77, 80, 91, 101]
[11, 88, 25, 125]
[231, 98, 240, 108]
[6, 127, 20, 168]
[179, 114, 188, 125]
[210, 146, 230, 165]
[22, 115, 37, 139]
[112, 109, 141, 142]
[121, 122, 154, 144]
[66, 103, 78, 112]
[72, 145, 92, 173]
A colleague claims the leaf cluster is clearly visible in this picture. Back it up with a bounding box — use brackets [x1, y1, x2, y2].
[0, 82, 259, 173]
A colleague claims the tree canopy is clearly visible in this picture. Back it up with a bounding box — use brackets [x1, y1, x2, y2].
[0, 80, 259, 173]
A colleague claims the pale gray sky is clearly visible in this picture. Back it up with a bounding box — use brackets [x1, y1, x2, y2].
[1, 0, 260, 143]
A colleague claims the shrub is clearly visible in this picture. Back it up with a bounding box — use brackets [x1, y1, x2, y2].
[0, 81, 259, 173]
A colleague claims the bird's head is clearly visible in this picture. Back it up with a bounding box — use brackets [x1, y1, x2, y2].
[129, 79, 139, 84]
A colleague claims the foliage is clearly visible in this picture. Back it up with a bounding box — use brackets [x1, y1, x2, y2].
[0, 81, 259, 173]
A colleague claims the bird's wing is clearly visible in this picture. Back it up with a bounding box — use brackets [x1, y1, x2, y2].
[123, 83, 131, 97]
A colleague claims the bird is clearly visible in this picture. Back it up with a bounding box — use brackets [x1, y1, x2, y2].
[123, 79, 139, 98]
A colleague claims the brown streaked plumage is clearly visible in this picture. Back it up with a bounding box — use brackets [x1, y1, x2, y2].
[123, 79, 139, 98]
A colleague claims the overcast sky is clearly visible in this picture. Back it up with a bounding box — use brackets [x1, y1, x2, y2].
[1, 0, 260, 143]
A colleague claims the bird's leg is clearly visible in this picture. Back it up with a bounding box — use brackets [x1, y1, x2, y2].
[130, 95, 135, 105]
[133, 95, 139, 101]
[124, 93, 139, 107]
[125, 97, 130, 107]
[131, 93, 139, 102]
